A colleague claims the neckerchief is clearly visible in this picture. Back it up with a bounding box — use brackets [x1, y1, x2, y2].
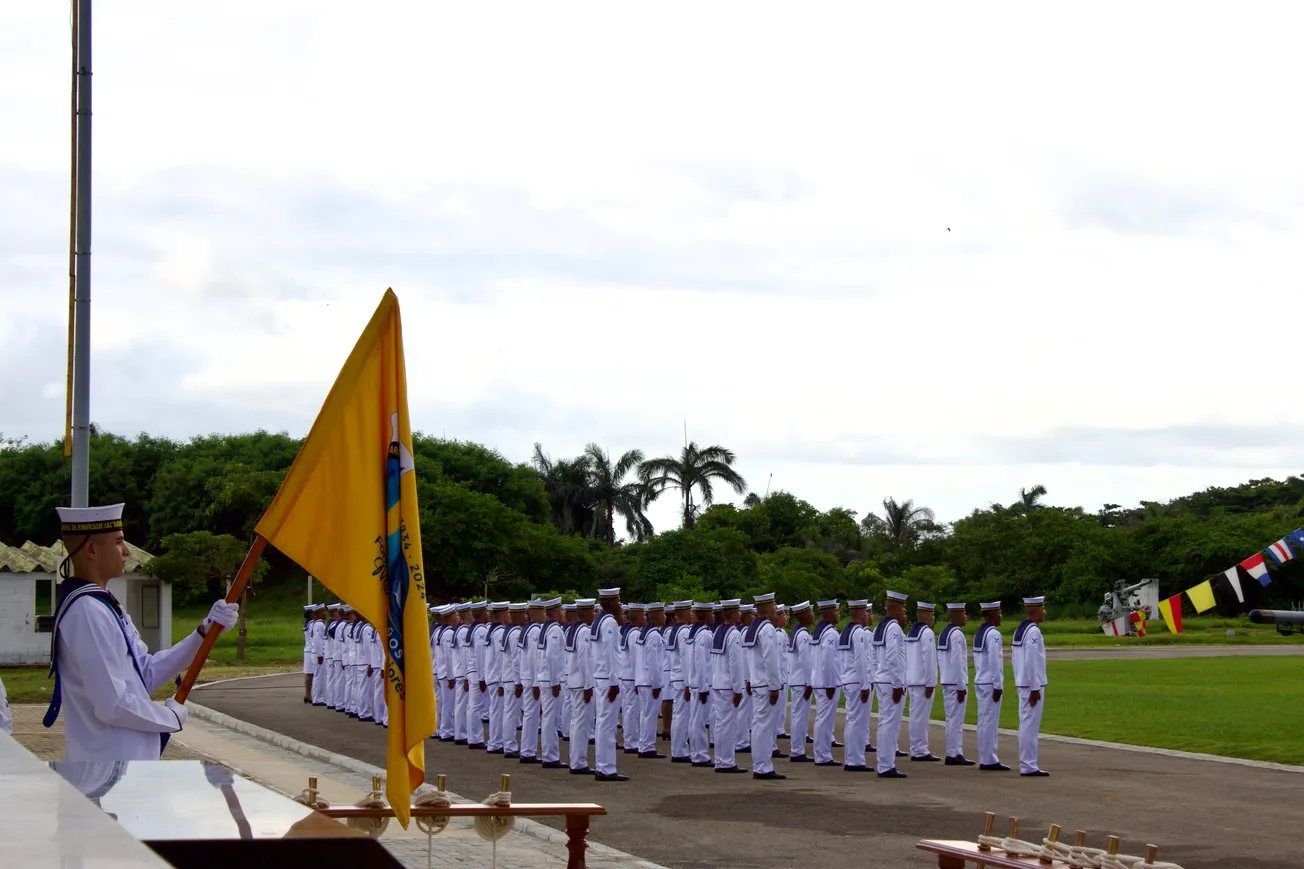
[538, 621, 558, 650]
[636, 623, 658, 645]
[522, 623, 541, 649]
[812, 621, 837, 643]
[666, 624, 684, 650]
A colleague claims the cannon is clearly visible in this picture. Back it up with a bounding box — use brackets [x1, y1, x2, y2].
[1248, 609, 1304, 636]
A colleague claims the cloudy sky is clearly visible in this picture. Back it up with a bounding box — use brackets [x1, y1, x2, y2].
[4, 2, 1303, 533]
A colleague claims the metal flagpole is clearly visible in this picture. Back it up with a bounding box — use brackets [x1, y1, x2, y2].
[69, 0, 93, 508]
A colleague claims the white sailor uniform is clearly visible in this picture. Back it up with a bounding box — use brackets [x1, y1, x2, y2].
[785, 621, 813, 759]
[1011, 617, 1048, 773]
[905, 618, 938, 759]
[537, 615, 566, 764]
[871, 617, 907, 773]
[937, 621, 970, 760]
[811, 619, 841, 765]
[590, 610, 622, 773]
[709, 619, 746, 770]
[564, 619, 594, 770]
[838, 620, 872, 769]
[973, 619, 1004, 767]
[742, 614, 782, 775]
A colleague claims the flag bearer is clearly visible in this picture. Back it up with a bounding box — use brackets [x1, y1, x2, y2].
[974, 601, 1009, 771]
[1012, 596, 1049, 777]
[906, 602, 941, 762]
[811, 600, 841, 766]
[785, 601, 815, 762]
[938, 603, 974, 765]
[838, 600, 873, 772]
[872, 591, 909, 778]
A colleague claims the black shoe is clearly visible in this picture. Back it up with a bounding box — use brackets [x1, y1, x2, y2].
[1021, 769, 1051, 777]
[467, 744, 485, 751]
[594, 773, 629, 782]
[623, 749, 640, 755]
[569, 766, 593, 775]
[980, 763, 1011, 772]
[831, 740, 844, 748]
[815, 760, 840, 767]
[454, 739, 468, 746]
[806, 736, 814, 743]
[639, 751, 666, 759]
[945, 755, 976, 766]
[504, 752, 519, 759]
[753, 771, 787, 780]
[789, 755, 814, 763]
[303, 697, 311, 704]
[541, 761, 567, 769]
[777, 733, 791, 740]
[843, 765, 873, 772]
[519, 757, 541, 765]
[895, 750, 908, 758]
[736, 745, 751, 754]
[867, 744, 877, 753]
[771, 749, 784, 759]
[692, 760, 714, 767]
[671, 756, 692, 764]
[359, 717, 373, 723]
[715, 766, 748, 774]
[313, 702, 327, 706]
[658, 731, 671, 739]
[910, 754, 942, 762]
[877, 768, 908, 778]
[485, 748, 504, 755]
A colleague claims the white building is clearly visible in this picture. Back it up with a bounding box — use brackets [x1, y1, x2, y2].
[0, 540, 170, 666]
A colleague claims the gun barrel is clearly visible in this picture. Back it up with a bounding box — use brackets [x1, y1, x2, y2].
[1248, 609, 1304, 626]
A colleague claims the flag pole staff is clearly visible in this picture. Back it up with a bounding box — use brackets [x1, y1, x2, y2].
[69, 0, 94, 507]
[174, 535, 268, 703]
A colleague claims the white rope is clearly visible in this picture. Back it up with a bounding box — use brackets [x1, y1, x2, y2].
[413, 789, 452, 869]
[291, 785, 329, 809]
[977, 835, 1041, 857]
[347, 783, 390, 837]
[475, 790, 513, 869]
[1022, 838, 1184, 869]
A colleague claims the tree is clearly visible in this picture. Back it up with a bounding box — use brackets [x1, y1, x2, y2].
[640, 441, 747, 530]
[1019, 484, 1048, 512]
[584, 444, 655, 545]
[141, 531, 268, 660]
[531, 443, 594, 535]
[875, 497, 936, 552]
[742, 493, 762, 508]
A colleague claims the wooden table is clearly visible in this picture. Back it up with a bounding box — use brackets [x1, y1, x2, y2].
[916, 839, 1072, 868]
[318, 802, 607, 869]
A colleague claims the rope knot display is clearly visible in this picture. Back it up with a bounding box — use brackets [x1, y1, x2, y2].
[347, 778, 390, 837]
[475, 790, 515, 842]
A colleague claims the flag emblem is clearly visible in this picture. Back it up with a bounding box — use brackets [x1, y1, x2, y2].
[1239, 552, 1271, 587]
[1266, 538, 1296, 566]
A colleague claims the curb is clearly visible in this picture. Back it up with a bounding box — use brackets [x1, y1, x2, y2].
[186, 701, 672, 869]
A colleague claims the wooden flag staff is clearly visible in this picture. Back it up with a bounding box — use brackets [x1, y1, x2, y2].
[174, 535, 268, 704]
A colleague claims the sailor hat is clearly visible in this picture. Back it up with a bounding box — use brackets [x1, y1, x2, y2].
[627, 603, 645, 612]
[562, 603, 577, 611]
[848, 599, 869, 609]
[508, 602, 529, 612]
[456, 602, 473, 612]
[817, 599, 840, 609]
[946, 603, 966, 611]
[692, 601, 714, 612]
[543, 597, 563, 608]
[574, 598, 596, 609]
[646, 602, 665, 611]
[789, 601, 812, 614]
[775, 604, 788, 613]
[470, 600, 488, 610]
[598, 587, 621, 598]
[664, 603, 677, 614]
[916, 601, 935, 610]
[885, 590, 908, 603]
[341, 605, 354, 613]
[980, 600, 1001, 611]
[719, 599, 741, 610]
[527, 599, 547, 609]
[712, 603, 723, 612]
[303, 605, 316, 612]
[56, 503, 125, 535]
[739, 603, 755, 613]
[673, 600, 694, 610]
[488, 601, 509, 611]
[753, 592, 776, 604]
[1023, 596, 1045, 606]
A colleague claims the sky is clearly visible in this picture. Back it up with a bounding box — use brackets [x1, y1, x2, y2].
[3, 2, 1303, 535]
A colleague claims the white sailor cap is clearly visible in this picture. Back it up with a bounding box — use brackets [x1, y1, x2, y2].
[719, 599, 741, 610]
[562, 603, 577, 611]
[1023, 596, 1045, 606]
[646, 602, 665, 611]
[753, 592, 776, 604]
[628, 603, 645, 612]
[712, 603, 722, 612]
[341, 605, 354, 613]
[456, 602, 473, 612]
[790, 601, 812, 614]
[980, 600, 1001, 611]
[470, 600, 488, 610]
[575, 598, 596, 609]
[885, 590, 908, 603]
[848, 599, 869, 609]
[946, 603, 966, 611]
[527, 599, 547, 609]
[673, 600, 693, 610]
[304, 605, 316, 612]
[692, 601, 714, 612]
[598, 587, 621, 599]
[508, 602, 529, 612]
[664, 603, 678, 613]
[327, 603, 342, 611]
[543, 597, 563, 608]
[916, 601, 935, 610]
[817, 599, 839, 610]
[57, 503, 125, 535]
[739, 604, 755, 613]
[775, 604, 788, 613]
[488, 601, 510, 611]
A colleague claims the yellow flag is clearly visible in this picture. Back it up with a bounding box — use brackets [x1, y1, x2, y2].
[255, 289, 433, 827]
[1185, 580, 1216, 614]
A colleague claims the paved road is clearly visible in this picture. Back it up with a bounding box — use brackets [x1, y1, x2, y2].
[195, 673, 1302, 869]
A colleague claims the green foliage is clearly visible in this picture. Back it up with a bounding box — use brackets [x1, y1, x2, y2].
[142, 530, 269, 606]
[632, 527, 757, 601]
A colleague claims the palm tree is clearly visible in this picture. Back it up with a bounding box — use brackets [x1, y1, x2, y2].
[876, 497, 936, 552]
[584, 443, 655, 545]
[531, 443, 594, 535]
[742, 493, 762, 508]
[639, 441, 747, 530]
[1019, 484, 1048, 512]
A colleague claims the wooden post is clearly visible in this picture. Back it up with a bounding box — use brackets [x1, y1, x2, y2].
[565, 813, 590, 869]
[174, 536, 267, 703]
[977, 812, 996, 851]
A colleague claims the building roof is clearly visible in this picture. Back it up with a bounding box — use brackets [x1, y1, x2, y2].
[0, 540, 154, 574]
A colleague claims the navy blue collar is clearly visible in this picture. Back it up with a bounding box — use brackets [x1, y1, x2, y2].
[1012, 619, 1035, 645]
[741, 617, 769, 648]
[973, 621, 998, 651]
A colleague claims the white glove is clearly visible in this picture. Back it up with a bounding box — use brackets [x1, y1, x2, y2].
[203, 600, 240, 632]
[165, 698, 188, 728]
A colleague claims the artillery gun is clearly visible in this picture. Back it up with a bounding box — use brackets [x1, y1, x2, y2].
[1097, 578, 1160, 636]
[1248, 607, 1304, 637]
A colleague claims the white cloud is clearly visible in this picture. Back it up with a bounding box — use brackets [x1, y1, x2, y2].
[3, 1, 1302, 532]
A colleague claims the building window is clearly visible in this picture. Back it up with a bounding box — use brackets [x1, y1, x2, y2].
[141, 583, 160, 630]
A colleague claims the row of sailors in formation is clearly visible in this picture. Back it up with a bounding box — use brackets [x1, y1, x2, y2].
[301, 603, 389, 726]
[356, 588, 1049, 780]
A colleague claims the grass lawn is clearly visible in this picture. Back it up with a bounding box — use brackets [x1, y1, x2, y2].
[932, 656, 1304, 765]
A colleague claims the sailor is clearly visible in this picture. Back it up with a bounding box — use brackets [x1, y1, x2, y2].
[303, 605, 317, 704]
[709, 600, 747, 773]
[308, 604, 327, 705]
[736, 603, 755, 754]
[658, 604, 675, 740]
[666, 600, 694, 762]
[590, 588, 627, 781]
[872, 591, 909, 778]
[518, 600, 546, 763]
[906, 602, 941, 762]
[559, 603, 576, 742]
[839, 600, 873, 772]
[323, 605, 340, 709]
[743, 593, 785, 780]
[337, 606, 353, 715]
[634, 602, 667, 759]
[467, 600, 490, 749]
[355, 615, 376, 722]
[618, 604, 641, 752]
[44, 504, 238, 761]
[811, 600, 841, 766]
[502, 603, 528, 757]
[1012, 596, 1049, 776]
[686, 602, 714, 767]
[436, 607, 457, 739]
[937, 603, 974, 765]
[429, 607, 446, 737]
[485, 602, 510, 753]
[772, 604, 790, 743]
[371, 612, 388, 727]
[536, 598, 567, 768]
[785, 601, 815, 762]
[453, 603, 474, 744]
[973, 600, 1009, 771]
[565, 599, 596, 774]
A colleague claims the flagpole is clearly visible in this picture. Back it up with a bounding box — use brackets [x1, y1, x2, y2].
[174, 535, 267, 703]
[69, 0, 94, 508]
